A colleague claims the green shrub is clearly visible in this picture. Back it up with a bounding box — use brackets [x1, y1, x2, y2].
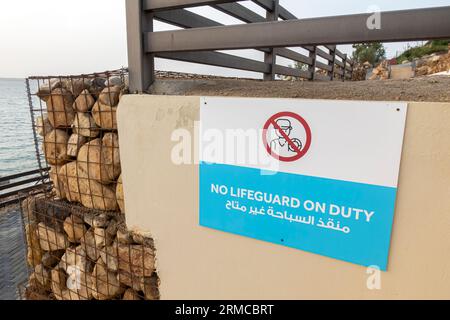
[395, 40, 449, 63]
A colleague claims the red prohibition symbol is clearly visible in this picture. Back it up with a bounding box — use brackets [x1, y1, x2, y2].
[262, 111, 312, 162]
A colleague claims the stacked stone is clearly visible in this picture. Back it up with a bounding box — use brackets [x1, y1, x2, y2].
[368, 61, 390, 80]
[35, 75, 127, 213]
[26, 73, 159, 300]
[415, 49, 450, 76]
[22, 195, 159, 300]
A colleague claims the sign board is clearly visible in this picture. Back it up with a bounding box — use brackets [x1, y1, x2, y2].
[199, 97, 407, 270]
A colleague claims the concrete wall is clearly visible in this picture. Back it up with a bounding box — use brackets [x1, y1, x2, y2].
[117, 95, 450, 299]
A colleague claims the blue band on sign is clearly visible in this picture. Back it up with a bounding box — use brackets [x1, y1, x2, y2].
[199, 162, 397, 271]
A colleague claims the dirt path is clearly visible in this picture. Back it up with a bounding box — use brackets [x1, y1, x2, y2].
[153, 75, 450, 102]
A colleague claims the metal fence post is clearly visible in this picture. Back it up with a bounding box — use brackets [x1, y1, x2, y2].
[342, 54, 347, 81]
[308, 47, 317, 81]
[126, 0, 154, 93]
[348, 60, 353, 80]
[328, 45, 336, 81]
[264, 0, 279, 81]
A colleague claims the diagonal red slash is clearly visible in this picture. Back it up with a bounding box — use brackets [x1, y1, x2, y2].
[270, 119, 302, 155]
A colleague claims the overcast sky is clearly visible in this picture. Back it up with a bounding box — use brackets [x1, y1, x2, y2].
[0, 0, 448, 78]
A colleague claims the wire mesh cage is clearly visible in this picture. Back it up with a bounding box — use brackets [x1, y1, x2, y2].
[23, 69, 160, 300]
[21, 196, 159, 300]
[26, 69, 128, 208]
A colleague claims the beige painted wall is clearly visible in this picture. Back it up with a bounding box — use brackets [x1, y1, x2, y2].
[117, 95, 450, 300]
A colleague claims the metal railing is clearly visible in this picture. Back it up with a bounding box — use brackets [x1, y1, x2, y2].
[126, 0, 357, 92]
[0, 169, 51, 208]
[126, 0, 450, 93]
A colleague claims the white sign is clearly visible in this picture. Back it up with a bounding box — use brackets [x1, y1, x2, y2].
[200, 97, 407, 270]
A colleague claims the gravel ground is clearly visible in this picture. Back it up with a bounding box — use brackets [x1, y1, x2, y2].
[154, 76, 450, 102]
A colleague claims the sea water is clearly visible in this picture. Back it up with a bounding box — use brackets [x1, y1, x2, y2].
[0, 78, 39, 178]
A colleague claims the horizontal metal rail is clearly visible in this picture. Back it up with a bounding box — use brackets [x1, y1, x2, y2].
[0, 168, 49, 184]
[0, 176, 47, 192]
[128, 1, 450, 91]
[153, 7, 314, 72]
[133, 0, 450, 91]
[316, 48, 333, 62]
[316, 61, 332, 72]
[273, 65, 311, 79]
[152, 3, 346, 68]
[335, 60, 345, 68]
[0, 169, 50, 207]
[336, 50, 347, 60]
[128, 0, 357, 91]
[143, 0, 297, 22]
[146, 6, 450, 52]
[0, 183, 51, 202]
[157, 51, 270, 73]
[0, 185, 52, 208]
[144, 0, 238, 11]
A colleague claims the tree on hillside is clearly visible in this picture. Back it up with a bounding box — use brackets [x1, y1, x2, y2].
[352, 42, 386, 65]
[292, 61, 309, 72]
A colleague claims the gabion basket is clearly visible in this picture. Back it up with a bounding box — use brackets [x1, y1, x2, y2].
[23, 69, 160, 300]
